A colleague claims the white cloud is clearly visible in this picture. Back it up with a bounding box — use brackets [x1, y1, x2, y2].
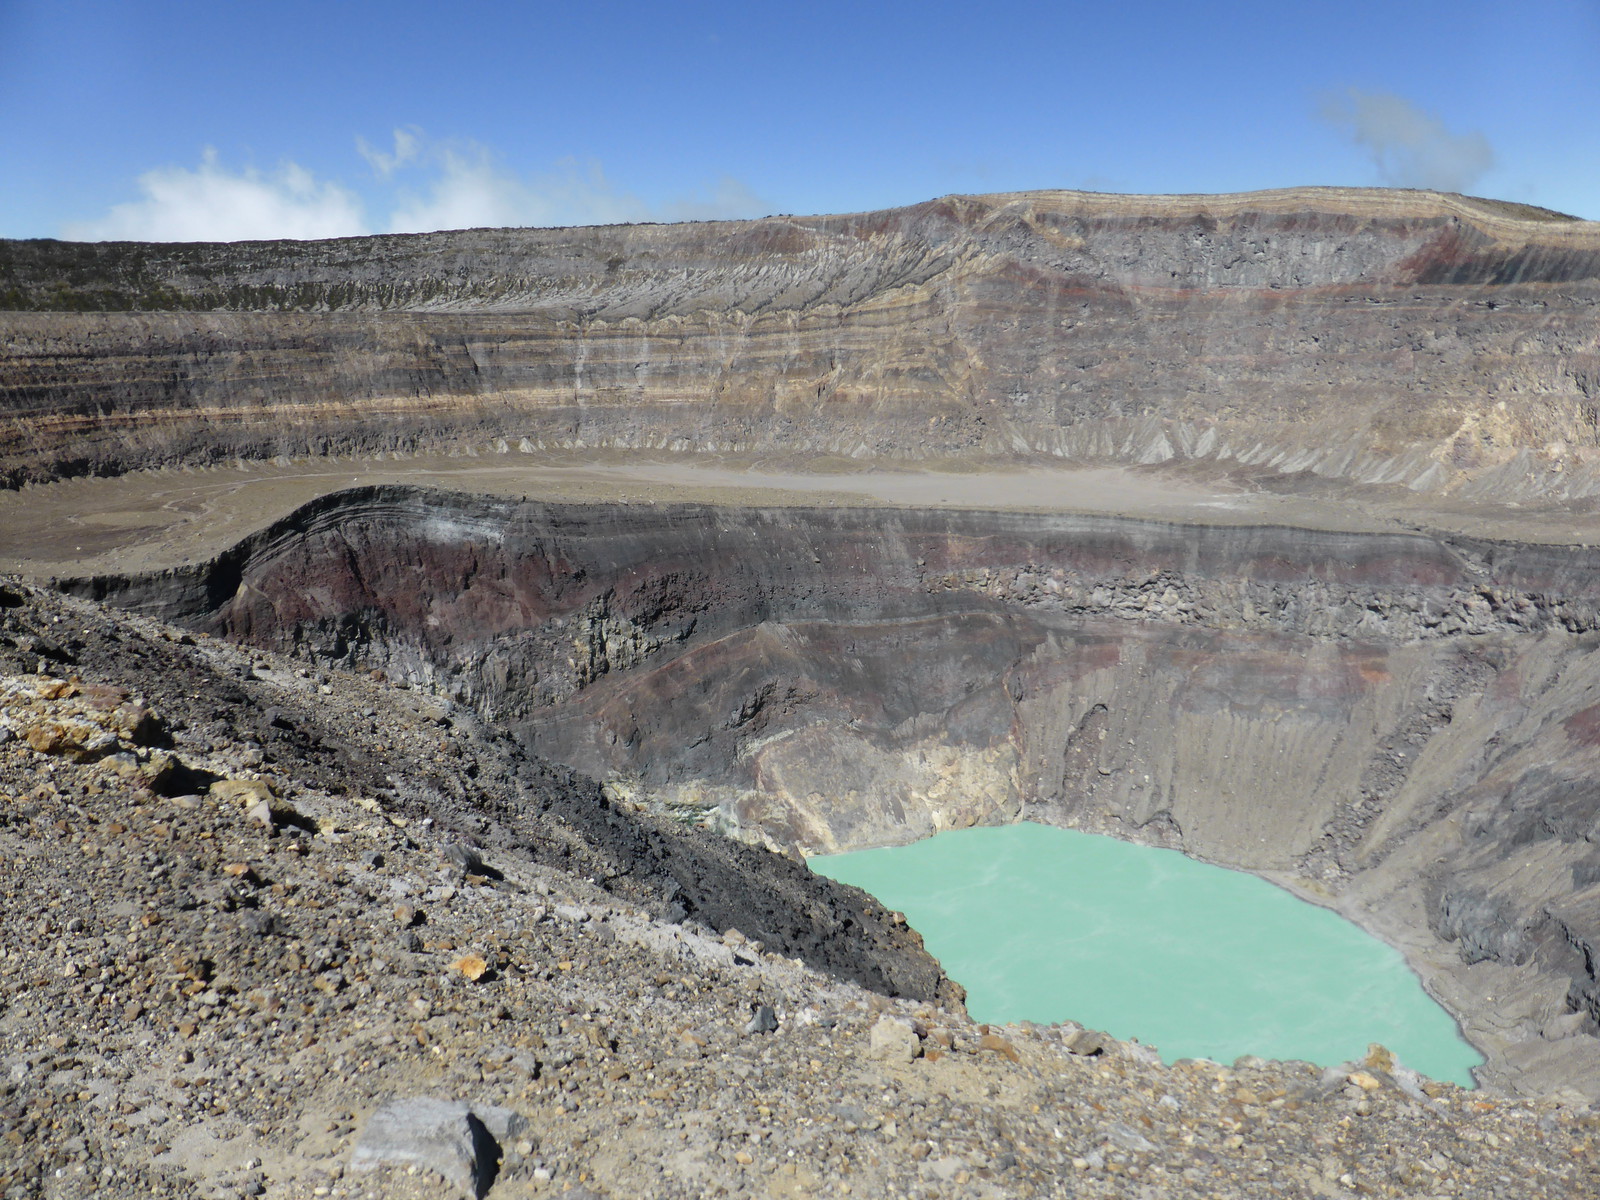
[374, 130, 767, 232]
[62, 132, 767, 242]
[356, 126, 422, 178]
[383, 144, 654, 233]
[62, 148, 369, 242]
[1319, 89, 1495, 194]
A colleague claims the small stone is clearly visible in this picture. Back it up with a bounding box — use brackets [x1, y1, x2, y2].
[442, 843, 485, 875]
[109, 703, 164, 746]
[979, 1033, 1020, 1063]
[351, 1098, 505, 1195]
[211, 779, 275, 806]
[744, 1004, 779, 1035]
[105, 750, 140, 776]
[470, 1104, 528, 1144]
[1348, 1071, 1383, 1092]
[1065, 1028, 1107, 1056]
[451, 954, 489, 982]
[1364, 1043, 1395, 1070]
[554, 905, 590, 923]
[25, 721, 81, 756]
[868, 1015, 920, 1063]
[1106, 1122, 1156, 1153]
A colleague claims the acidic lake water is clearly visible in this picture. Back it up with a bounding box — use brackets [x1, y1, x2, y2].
[811, 822, 1482, 1086]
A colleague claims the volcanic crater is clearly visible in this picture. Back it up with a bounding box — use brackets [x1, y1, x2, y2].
[7, 185, 1600, 1196]
[61, 481, 1600, 1099]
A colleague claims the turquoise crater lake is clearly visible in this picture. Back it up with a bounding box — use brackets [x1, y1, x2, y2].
[811, 822, 1482, 1086]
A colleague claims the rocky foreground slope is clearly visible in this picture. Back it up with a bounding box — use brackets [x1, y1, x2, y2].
[4, 187, 1600, 498]
[4, 576, 1600, 1200]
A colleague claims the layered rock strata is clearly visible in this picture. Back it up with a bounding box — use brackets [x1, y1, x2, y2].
[67, 485, 1600, 1099]
[5, 187, 1600, 496]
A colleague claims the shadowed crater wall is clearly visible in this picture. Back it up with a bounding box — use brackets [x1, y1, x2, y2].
[68, 485, 1600, 1100]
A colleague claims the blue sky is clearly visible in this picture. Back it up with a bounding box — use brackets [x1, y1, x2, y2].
[3, 0, 1597, 241]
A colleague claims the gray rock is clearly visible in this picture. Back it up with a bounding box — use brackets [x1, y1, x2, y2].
[554, 905, 590, 923]
[1064, 1028, 1107, 1056]
[443, 842, 485, 875]
[1105, 1121, 1157, 1153]
[470, 1103, 529, 1145]
[868, 1015, 920, 1063]
[744, 1004, 778, 1035]
[239, 911, 276, 939]
[351, 1097, 521, 1198]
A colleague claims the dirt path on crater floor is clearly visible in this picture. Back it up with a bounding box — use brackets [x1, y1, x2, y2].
[2, 448, 1595, 578]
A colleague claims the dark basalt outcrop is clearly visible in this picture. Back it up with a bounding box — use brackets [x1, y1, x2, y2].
[5, 187, 1600, 496]
[67, 485, 1600, 1099]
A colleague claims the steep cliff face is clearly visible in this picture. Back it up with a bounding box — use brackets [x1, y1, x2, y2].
[6, 187, 1600, 493]
[70, 486, 1600, 1097]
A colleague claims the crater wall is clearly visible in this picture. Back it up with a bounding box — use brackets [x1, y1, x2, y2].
[70, 486, 1600, 1098]
[6, 187, 1600, 496]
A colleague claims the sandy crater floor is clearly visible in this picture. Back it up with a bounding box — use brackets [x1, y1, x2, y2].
[3, 448, 1588, 580]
